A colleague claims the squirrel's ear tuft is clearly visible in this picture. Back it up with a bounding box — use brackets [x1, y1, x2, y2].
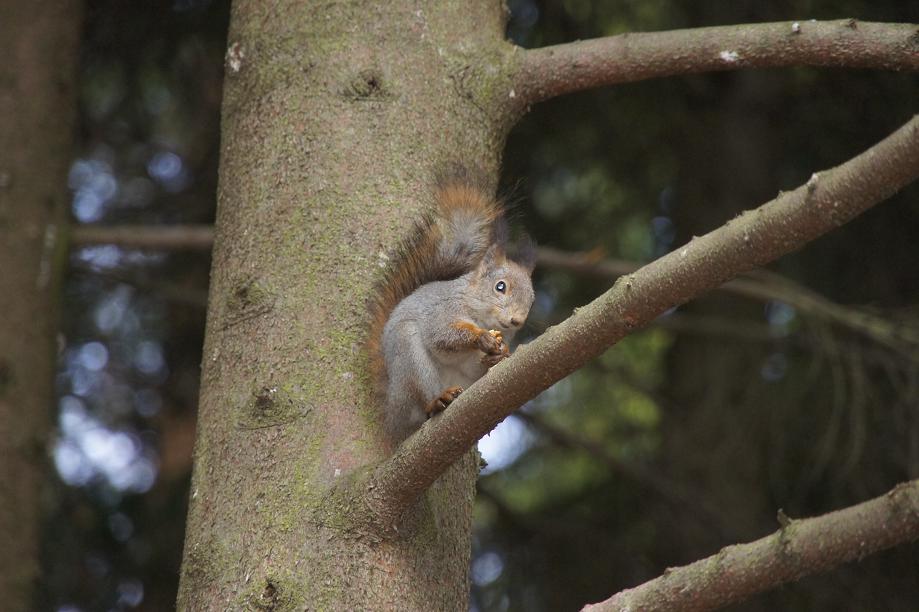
[511, 233, 537, 274]
[492, 217, 510, 249]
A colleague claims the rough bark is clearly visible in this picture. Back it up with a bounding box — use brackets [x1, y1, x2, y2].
[584, 480, 919, 612]
[176, 1, 518, 609]
[514, 20, 919, 106]
[0, 1, 82, 610]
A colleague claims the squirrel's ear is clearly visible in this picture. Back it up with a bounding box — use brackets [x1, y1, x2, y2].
[475, 243, 505, 278]
[512, 233, 537, 274]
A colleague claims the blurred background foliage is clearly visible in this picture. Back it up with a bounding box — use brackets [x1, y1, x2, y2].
[47, 2, 226, 610]
[46, 1, 918, 610]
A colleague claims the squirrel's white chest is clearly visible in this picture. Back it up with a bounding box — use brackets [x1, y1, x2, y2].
[432, 349, 486, 389]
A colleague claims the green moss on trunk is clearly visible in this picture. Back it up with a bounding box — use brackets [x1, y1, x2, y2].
[177, 1, 516, 609]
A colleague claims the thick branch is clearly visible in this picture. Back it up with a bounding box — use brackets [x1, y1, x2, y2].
[584, 479, 919, 612]
[70, 224, 215, 251]
[514, 20, 919, 106]
[363, 115, 919, 528]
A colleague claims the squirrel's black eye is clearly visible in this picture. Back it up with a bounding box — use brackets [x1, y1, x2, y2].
[495, 280, 507, 294]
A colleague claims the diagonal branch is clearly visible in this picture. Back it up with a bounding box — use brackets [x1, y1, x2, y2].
[583, 479, 919, 612]
[513, 20, 919, 106]
[362, 115, 919, 529]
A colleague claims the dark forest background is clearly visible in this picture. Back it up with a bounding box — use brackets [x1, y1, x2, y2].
[45, 1, 919, 610]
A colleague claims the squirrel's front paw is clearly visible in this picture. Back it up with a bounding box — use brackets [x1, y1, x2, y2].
[425, 386, 463, 417]
[477, 329, 506, 355]
[481, 351, 508, 368]
[480, 329, 510, 367]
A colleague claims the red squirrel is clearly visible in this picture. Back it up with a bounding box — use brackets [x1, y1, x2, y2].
[368, 167, 536, 442]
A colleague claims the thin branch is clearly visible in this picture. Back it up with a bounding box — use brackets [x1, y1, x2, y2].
[65, 224, 918, 359]
[514, 411, 736, 540]
[651, 312, 776, 344]
[535, 247, 634, 279]
[70, 224, 215, 251]
[514, 20, 919, 106]
[538, 247, 919, 361]
[583, 479, 919, 612]
[363, 115, 919, 529]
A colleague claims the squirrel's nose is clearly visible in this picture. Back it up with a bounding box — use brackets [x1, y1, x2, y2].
[510, 317, 522, 327]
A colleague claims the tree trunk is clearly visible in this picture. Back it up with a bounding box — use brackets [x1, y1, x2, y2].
[0, 1, 82, 610]
[177, 1, 517, 608]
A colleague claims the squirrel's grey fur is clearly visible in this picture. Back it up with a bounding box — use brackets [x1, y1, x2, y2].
[368, 167, 535, 443]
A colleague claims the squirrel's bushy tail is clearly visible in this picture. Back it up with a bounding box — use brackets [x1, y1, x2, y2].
[367, 166, 503, 382]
